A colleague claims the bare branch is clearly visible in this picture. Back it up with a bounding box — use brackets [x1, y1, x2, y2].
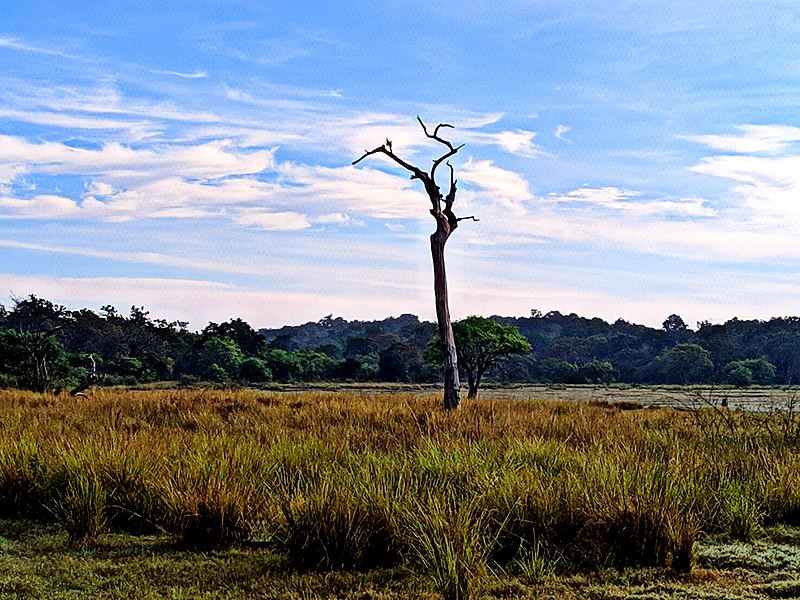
[434, 123, 454, 137]
[456, 215, 480, 222]
[418, 116, 455, 150]
[417, 116, 456, 150]
[444, 162, 457, 211]
[352, 145, 427, 180]
[350, 116, 474, 410]
[431, 143, 464, 182]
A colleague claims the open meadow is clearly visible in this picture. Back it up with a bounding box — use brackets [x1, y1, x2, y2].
[3, 385, 800, 599]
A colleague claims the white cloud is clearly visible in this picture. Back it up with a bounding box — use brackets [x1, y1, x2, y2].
[233, 209, 311, 230]
[0, 136, 276, 185]
[86, 181, 115, 196]
[0, 109, 159, 141]
[459, 159, 533, 215]
[0, 239, 267, 275]
[690, 154, 800, 188]
[682, 125, 800, 154]
[274, 163, 430, 220]
[466, 129, 544, 157]
[0, 36, 81, 60]
[151, 69, 208, 79]
[0, 194, 79, 219]
[554, 124, 572, 142]
[550, 187, 716, 217]
[688, 151, 800, 226]
[315, 212, 355, 225]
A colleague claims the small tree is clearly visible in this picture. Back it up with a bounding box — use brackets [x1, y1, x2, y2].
[653, 343, 714, 384]
[578, 359, 618, 385]
[429, 316, 531, 399]
[196, 336, 244, 380]
[723, 357, 776, 387]
[662, 314, 688, 332]
[0, 328, 73, 392]
[353, 117, 476, 410]
[379, 340, 423, 383]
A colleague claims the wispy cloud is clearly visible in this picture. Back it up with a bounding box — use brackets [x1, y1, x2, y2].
[0, 194, 80, 219]
[274, 163, 430, 220]
[549, 187, 716, 218]
[0, 36, 82, 60]
[232, 209, 311, 230]
[0, 134, 275, 182]
[554, 124, 572, 142]
[682, 125, 800, 154]
[466, 128, 545, 157]
[0, 239, 266, 275]
[459, 159, 533, 215]
[150, 69, 208, 79]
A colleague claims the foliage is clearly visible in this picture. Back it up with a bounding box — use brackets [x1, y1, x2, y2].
[428, 316, 532, 398]
[647, 343, 714, 384]
[237, 357, 272, 383]
[3, 294, 800, 388]
[0, 329, 74, 392]
[724, 357, 777, 387]
[263, 349, 302, 382]
[540, 358, 618, 384]
[378, 340, 423, 382]
[663, 313, 689, 332]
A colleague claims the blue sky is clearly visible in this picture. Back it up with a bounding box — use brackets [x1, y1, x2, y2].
[3, 1, 800, 329]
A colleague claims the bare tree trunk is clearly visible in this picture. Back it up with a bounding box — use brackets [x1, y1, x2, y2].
[431, 232, 461, 410]
[353, 117, 477, 411]
[467, 366, 485, 399]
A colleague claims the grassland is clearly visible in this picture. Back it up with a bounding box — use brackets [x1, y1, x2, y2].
[3, 386, 800, 599]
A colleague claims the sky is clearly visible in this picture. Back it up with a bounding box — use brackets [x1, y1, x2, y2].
[3, 1, 800, 330]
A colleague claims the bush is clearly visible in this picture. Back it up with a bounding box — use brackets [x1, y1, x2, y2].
[237, 357, 272, 384]
[50, 470, 107, 547]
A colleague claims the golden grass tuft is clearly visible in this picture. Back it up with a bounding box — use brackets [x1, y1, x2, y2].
[2, 386, 800, 597]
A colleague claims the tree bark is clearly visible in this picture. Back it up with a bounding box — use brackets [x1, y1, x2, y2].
[466, 371, 478, 400]
[431, 231, 461, 410]
[353, 117, 476, 411]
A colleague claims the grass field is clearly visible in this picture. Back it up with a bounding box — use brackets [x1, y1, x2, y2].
[3, 385, 800, 599]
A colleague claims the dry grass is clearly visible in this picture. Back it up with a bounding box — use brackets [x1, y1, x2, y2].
[2, 386, 800, 598]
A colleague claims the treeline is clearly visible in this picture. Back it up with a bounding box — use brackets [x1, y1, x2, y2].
[1, 295, 799, 391]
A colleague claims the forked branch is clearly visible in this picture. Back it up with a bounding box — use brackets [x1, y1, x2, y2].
[352, 118, 465, 194]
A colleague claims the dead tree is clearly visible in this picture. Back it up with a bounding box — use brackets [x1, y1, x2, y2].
[70, 353, 99, 397]
[353, 117, 476, 410]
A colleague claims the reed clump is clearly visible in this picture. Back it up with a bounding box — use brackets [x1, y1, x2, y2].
[1, 387, 799, 597]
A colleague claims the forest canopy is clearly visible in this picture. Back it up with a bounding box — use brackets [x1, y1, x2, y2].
[0, 295, 795, 391]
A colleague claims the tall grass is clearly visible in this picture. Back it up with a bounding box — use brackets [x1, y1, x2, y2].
[1, 387, 800, 597]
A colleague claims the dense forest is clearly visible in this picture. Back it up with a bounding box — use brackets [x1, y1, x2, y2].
[1, 294, 798, 391]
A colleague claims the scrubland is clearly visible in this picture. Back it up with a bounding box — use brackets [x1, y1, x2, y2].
[2, 387, 800, 599]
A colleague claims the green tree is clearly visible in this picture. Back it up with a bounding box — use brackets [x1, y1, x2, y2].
[429, 316, 532, 398]
[264, 349, 303, 382]
[0, 329, 73, 392]
[237, 357, 272, 384]
[723, 357, 776, 387]
[578, 359, 618, 385]
[196, 337, 244, 381]
[540, 358, 581, 384]
[202, 318, 266, 357]
[742, 357, 777, 385]
[723, 362, 753, 387]
[297, 350, 337, 381]
[662, 314, 688, 332]
[379, 340, 423, 383]
[651, 343, 714, 384]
